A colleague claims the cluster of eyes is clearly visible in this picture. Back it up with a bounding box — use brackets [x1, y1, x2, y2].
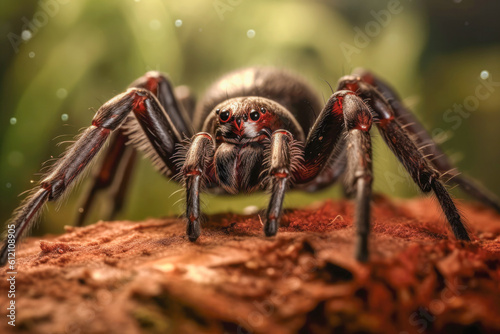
[216, 107, 267, 123]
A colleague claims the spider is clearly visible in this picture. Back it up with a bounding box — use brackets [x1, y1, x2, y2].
[1, 67, 499, 265]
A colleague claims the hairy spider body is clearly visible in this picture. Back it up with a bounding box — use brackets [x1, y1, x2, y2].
[197, 68, 315, 193]
[2, 66, 499, 265]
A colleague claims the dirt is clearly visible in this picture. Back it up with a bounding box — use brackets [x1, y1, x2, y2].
[1, 195, 500, 334]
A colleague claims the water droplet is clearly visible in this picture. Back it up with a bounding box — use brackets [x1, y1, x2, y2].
[175, 19, 182, 27]
[56, 88, 68, 99]
[61, 114, 69, 121]
[10, 117, 17, 125]
[6, 183, 12, 189]
[21, 30, 32, 41]
[78, 208, 84, 213]
[29, 51, 35, 58]
[150, 20, 161, 30]
[247, 29, 256, 38]
[480, 70, 489, 80]
[30, 180, 35, 184]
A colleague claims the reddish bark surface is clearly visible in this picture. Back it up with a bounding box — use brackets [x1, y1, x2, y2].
[1, 196, 500, 334]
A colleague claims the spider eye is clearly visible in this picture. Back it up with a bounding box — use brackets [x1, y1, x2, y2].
[260, 107, 267, 114]
[219, 109, 231, 122]
[249, 109, 260, 121]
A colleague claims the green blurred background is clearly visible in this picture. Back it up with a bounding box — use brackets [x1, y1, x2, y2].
[1, 0, 499, 235]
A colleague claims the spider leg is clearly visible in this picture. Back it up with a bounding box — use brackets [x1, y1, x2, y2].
[76, 72, 194, 226]
[104, 141, 136, 220]
[181, 133, 215, 241]
[377, 114, 469, 240]
[263, 130, 294, 236]
[292, 91, 372, 184]
[339, 78, 470, 241]
[345, 128, 373, 262]
[0, 88, 183, 266]
[299, 140, 348, 193]
[129, 72, 193, 136]
[353, 69, 500, 213]
[265, 92, 374, 260]
[75, 131, 136, 226]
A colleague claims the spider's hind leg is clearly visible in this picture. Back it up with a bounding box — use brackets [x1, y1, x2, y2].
[1, 85, 184, 266]
[75, 131, 136, 226]
[339, 76, 470, 241]
[353, 69, 500, 213]
[377, 115, 470, 241]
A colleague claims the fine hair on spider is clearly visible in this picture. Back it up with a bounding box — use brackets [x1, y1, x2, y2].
[1, 66, 499, 265]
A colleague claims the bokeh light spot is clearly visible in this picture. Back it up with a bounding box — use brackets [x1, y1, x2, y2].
[150, 20, 161, 30]
[57, 88, 68, 99]
[480, 70, 490, 80]
[21, 30, 32, 41]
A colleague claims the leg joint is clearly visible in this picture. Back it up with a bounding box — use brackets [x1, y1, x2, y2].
[92, 91, 137, 129]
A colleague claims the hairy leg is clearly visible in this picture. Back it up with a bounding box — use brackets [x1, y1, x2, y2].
[75, 131, 136, 226]
[352, 69, 500, 213]
[263, 130, 295, 236]
[345, 128, 373, 262]
[0, 88, 183, 266]
[264, 91, 374, 260]
[338, 77, 470, 241]
[76, 72, 193, 226]
[181, 133, 215, 241]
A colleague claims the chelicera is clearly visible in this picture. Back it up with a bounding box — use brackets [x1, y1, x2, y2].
[2, 67, 499, 264]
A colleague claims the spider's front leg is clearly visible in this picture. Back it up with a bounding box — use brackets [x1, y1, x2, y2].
[264, 92, 373, 261]
[181, 133, 215, 241]
[0, 88, 183, 266]
[263, 130, 295, 236]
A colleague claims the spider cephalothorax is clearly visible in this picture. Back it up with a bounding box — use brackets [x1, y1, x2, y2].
[2, 67, 499, 265]
[204, 97, 304, 194]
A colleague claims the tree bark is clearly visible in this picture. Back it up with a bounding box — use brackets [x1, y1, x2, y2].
[1, 196, 499, 334]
